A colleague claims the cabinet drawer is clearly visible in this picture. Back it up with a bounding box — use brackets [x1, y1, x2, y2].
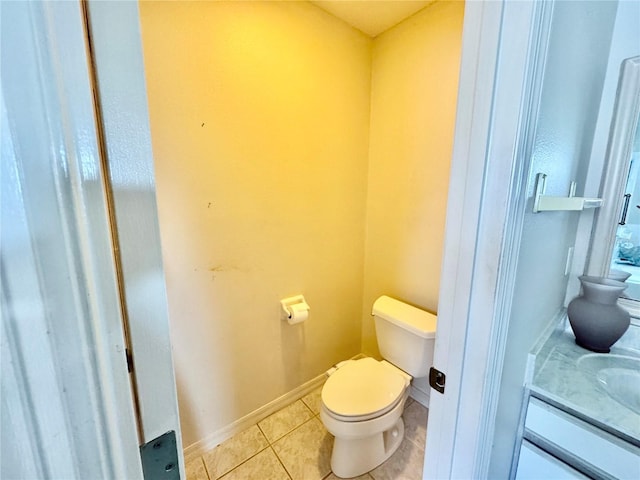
[516, 440, 589, 479]
[524, 397, 640, 479]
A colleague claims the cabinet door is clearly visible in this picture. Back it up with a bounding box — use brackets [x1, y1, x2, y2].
[516, 441, 589, 480]
[525, 397, 640, 479]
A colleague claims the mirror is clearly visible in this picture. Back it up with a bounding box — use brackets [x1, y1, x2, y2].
[609, 117, 640, 300]
[589, 56, 640, 307]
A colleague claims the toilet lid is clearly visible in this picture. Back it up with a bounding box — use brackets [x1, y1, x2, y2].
[322, 358, 407, 418]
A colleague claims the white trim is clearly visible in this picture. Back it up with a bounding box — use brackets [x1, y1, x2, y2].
[183, 372, 327, 462]
[509, 389, 533, 480]
[525, 309, 566, 385]
[424, 1, 549, 478]
[472, 2, 555, 477]
[423, 2, 505, 477]
[409, 385, 430, 409]
[1, 1, 142, 477]
[85, 0, 183, 455]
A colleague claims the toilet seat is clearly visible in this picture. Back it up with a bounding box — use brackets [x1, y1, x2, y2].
[322, 358, 408, 422]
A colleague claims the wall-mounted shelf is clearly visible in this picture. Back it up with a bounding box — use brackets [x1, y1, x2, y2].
[533, 173, 603, 213]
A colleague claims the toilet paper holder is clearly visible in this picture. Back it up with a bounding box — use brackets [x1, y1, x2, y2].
[280, 294, 310, 323]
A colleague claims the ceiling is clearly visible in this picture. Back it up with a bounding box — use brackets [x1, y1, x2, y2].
[310, 1, 435, 37]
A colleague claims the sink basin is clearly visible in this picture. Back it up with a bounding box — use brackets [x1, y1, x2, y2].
[577, 354, 640, 415]
[597, 368, 640, 414]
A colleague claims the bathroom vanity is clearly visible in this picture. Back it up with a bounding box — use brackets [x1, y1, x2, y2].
[516, 320, 640, 479]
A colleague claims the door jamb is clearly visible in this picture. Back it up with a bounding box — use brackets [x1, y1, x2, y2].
[424, 1, 554, 477]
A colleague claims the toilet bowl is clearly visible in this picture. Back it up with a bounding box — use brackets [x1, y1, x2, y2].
[320, 358, 411, 478]
[319, 296, 436, 478]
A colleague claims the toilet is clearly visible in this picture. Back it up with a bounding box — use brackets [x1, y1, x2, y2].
[319, 295, 437, 479]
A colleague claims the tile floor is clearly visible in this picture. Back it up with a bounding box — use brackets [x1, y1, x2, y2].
[185, 386, 428, 480]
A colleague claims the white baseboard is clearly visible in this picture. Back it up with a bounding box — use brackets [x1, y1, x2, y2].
[183, 373, 327, 462]
[183, 354, 423, 462]
[410, 384, 430, 409]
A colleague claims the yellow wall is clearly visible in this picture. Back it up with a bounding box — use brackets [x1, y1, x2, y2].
[361, 0, 465, 366]
[140, 0, 464, 450]
[139, 1, 372, 447]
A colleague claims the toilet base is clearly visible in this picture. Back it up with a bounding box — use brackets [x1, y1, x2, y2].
[330, 417, 405, 479]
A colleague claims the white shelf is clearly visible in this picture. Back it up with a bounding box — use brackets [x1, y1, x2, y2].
[533, 173, 603, 213]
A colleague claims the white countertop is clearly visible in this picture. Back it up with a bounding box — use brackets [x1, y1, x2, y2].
[529, 319, 640, 445]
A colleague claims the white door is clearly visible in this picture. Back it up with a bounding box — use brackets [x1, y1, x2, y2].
[423, 1, 545, 477]
[1, 1, 181, 478]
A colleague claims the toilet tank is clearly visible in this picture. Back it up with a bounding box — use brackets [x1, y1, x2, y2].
[372, 296, 437, 378]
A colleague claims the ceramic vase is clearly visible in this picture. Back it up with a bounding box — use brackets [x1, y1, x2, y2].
[567, 275, 630, 353]
[608, 269, 632, 282]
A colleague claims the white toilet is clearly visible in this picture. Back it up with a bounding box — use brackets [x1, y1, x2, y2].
[319, 295, 437, 479]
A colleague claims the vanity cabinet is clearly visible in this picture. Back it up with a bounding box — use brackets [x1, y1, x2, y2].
[517, 440, 589, 479]
[516, 396, 640, 479]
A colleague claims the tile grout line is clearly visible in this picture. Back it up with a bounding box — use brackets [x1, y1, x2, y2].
[273, 414, 318, 446]
[198, 395, 322, 480]
[266, 412, 317, 480]
[300, 396, 316, 414]
[257, 400, 318, 480]
[268, 406, 326, 480]
[256, 421, 268, 442]
[199, 456, 212, 480]
[270, 445, 294, 480]
[404, 431, 426, 450]
[259, 400, 316, 444]
[214, 444, 272, 480]
[210, 436, 272, 480]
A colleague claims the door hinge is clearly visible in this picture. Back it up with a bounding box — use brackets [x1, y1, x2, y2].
[125, 348, 133, 373]
[429, 367, 446, 394]
[140, 430, 179, 480]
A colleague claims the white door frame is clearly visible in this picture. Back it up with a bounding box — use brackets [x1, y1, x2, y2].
[424, 1, 554, 478]
[1, 1, 143, 477]
[85, 0, 183, 452]
[2, 0, 183, 478]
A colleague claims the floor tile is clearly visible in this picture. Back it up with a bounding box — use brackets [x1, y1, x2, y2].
[220, 447, 291, 480]
[273, 417, 333, 480]
[301, 386, 323, 415]
[185, 457, 209, 480]
[324, 473, 373, 480]
[258, 399, 314, 443]
[202, 425, 269, 479]
[403, 401, 428, 450]
[370, 437, 425, 480]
